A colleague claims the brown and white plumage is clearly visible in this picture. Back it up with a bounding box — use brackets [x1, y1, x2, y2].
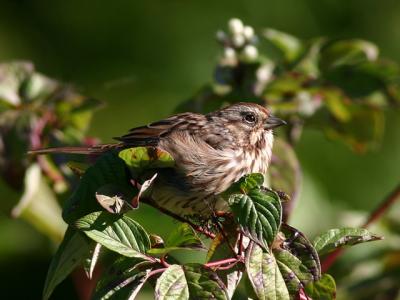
[30, 102, 286, 217]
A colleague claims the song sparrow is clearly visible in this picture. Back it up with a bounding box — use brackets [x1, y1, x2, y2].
[31, 102, 286, 217]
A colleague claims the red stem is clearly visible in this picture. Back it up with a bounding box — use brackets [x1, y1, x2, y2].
[160, 256, 170, 268]
[204, 257, 239, 268]
[213, 261, 240, 270]
[362, 183, 400, 228]
[321, 183, 400, 272]
[237, 232, 244, 256]
[148, 268, 167, 278]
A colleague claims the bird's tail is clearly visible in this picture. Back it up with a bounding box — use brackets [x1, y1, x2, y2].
[28, 143, 124, 155]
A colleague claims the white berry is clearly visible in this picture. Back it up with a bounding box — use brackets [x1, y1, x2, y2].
[228, 18, 244, 35]
[242, 45, 258, 61]
[243, 26, 254, 40]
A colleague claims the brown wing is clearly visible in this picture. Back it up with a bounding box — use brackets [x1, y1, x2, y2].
[114, 112, 198, 146]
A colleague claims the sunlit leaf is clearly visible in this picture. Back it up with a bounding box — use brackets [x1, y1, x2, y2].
[304, 273, 336, 300]
[155, 265, 189, 300]
[96, 184, 133, 214]
[246, 234, 320, 300]
[228, 187, 282, 249]
[313, 227, 383, 256]
[148, 223, 204, 255]
[155, 264, 228, 300]
[321, 88, 351, 122]
[119, 147, 174, 178]
[93, 257, 152, 300]
[226, 268, 243, 299]
[83, 243, 102, 280]
[75, 211, 151, 258]
[43, 227, 90, 300]
[206, 232, 225, 261]
[246, 243, 290, 300]
[225, 173, 265, 195]
[132, 173, 158, 208]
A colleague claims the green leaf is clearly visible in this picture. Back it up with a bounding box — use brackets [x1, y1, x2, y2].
[313, 104, 385, 152]
[155, 265, 189, 300]
[228, 188, 282, 249]
[132, 173, 158, 208]
[320, 39, 378, 71]
[148, 223, 205, 255]
[279, 224, 321, 283]
[93, 257, 152, 300]
[246, 243, 290, 300]
[321, 88, 351, 122]
[75, 211, 151, 258]
[225, 173, 265, 195]
[226, 268, 243, 299]
[119, 147, 174, 178]
[155, 264, 228, 300]
[313, 227, 383, 256]
[43, 227, 90, 300]
[304, 274, 336, 300]
[62, 151, 137, 223]
[262, 28, 304, 63]
[184, 265, 228, 299]
[83, 243, 102, 280]
[246, 225, 321, 300]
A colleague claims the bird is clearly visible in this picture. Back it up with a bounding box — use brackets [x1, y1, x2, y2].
[30, 102, 286, 218]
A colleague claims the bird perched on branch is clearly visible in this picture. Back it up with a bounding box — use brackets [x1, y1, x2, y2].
[30, 102, 286, 217]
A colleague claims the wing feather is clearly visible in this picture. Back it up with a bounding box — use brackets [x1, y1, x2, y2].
[113, 112, 197, 146]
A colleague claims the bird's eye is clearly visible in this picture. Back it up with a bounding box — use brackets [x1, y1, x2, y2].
[244, 113, 256, 124]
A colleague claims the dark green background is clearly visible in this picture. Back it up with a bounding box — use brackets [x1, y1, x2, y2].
[0, 0, 399, 299]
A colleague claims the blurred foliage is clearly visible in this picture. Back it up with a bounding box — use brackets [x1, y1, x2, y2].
[179, 21, 399, 153]
[0, 61, 101, 241]
[0, 4, 399, 300]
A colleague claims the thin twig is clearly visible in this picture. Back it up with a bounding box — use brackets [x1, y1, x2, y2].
[160, 255, 170, 268]
[237, 232, 244, 257]
[213, 261, 240, 271]
[204, 257, 239, 268]
[214, 219, 238, 258]
[148, 268, 167, 278]
[322, 183, 400, 272]
[140, 198, 216, 239]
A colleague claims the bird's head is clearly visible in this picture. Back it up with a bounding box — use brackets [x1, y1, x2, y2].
[209, 102, 286, 147]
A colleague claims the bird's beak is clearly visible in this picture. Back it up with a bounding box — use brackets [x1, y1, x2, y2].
[264, 115, 287, 130]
